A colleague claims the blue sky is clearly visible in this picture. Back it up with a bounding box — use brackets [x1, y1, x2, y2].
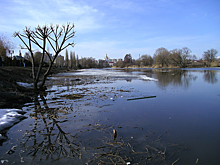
[1, 0, 219, 59]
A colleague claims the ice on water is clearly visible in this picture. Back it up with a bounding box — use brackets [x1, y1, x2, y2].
[59, 69, 158, 81]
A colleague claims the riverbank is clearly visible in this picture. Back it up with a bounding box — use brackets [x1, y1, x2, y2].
[112, 64, 220, 69]
[0, 66, 71, 108]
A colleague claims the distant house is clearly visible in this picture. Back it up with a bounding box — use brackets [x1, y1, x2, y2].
[109, 61, 114, 66]
[98, 54, 122, 67]
[111, 59, 118, 63]
[14, 55, 23, 61]
[55, 55, 64, 67]
[103, 54, 118, 67]
[13, 54, 24, 66]
[104, 54, 110, 63]
[14, 50, 23, 61]
[44, 53, 52, 63]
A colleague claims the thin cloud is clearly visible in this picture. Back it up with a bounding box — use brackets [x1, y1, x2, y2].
[2, 0, 103, 33]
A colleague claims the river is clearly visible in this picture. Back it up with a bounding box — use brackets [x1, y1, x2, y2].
[0, 68, 220, 165]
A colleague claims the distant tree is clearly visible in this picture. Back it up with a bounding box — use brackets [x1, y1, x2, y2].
[124, 54, 132, 63]
[81, 57, 95, 68]
[0, 33, 14, 58]
[76, 54, 79, 68]
[140, 54, 153, 66]
[0, 36, 7, 58]
[65, 49, 69, 68]
[192, 54, 197, 61]
[32, 51, 42, 66]
[24, 52, 31, 61]
[169, 49, 183, 67]
[203, 49, 218, 63]
[0, 34, 15, 66]
[14, 23, 75, 90]
[169, 47, 192, 67]
[81, 56, 84, 68]
[23, 52, 31, 66]
[72, 51, 76, 68]
[114, 60, 125, 68]
[69, 51, 72, 68]
[181, 47, 192, 67]
[124, 54, 132, 67]
[134, 59, 141, 67]
[154, 47, 169, 67]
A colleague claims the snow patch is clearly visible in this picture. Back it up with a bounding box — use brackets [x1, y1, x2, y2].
[17, 82, 32, 88]
[0, 109, 27, 133]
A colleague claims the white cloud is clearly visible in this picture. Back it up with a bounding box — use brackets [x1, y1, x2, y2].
[1, 0, 103, 34]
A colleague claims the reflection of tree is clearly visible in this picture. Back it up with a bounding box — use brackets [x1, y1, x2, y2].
[20, 93, 81, 163]
[155, 69, 197, 89]
[203, 70, 218, 84]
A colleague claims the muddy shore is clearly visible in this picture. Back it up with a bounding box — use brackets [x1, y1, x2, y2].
[0, 66, 71, 108]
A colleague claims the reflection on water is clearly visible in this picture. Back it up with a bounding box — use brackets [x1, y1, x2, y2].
[203, 70, 218, 84]
[155, 69, 198, 89]
[0, 68, 220, 164]
[21, 94, 81, 163]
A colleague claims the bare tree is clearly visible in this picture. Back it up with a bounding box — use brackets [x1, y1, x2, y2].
[203, 49, 218, 63]
[76, 54, 79, 68]
[154, 47, 169, 67]
[181, 47, 192, 67]
[0, 33, 14, 57]
[65, 49, 69, 68]
[70, 51, 73, 68]
[124, 54, 132, 67]
[24, 52, 31, 61]
[14, 23, 75, 90]
[72, 51, 76, 68]
[124, 54, 132, 63]
[140, 54, 153, 66]
[169, 49, 183, 67]
[192, 54, 197, 61]
[32, 51, 42, 66]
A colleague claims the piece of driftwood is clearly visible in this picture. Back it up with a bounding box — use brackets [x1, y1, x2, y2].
[127, 96, 156, 101]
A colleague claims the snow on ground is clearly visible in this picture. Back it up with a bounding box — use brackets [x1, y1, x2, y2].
[0, 109, 27, 134]
[16, 82, 32, 88]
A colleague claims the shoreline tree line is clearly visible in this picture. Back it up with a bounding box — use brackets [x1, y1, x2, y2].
[1, 43, 218, 69]
[114, 47, 219, 68]
[1, 35, 219, 69]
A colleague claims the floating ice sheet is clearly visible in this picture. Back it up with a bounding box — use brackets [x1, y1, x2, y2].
[138, 75, 158, 81]
[57, 69, 158, 81]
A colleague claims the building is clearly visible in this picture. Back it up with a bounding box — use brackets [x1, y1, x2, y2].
[44, 53, 52, 63]
[55, 55, 64, 67]
[104, 54, 110, 62]
[103, 54, 118, 67]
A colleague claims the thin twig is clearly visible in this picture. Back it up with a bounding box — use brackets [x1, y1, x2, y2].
[172, 158, 180, 165]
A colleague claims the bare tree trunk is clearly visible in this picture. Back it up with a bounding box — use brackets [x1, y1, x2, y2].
[39, 62, 53, 90]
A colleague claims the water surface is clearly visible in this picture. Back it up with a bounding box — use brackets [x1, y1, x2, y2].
[0, 68, 219, 165]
